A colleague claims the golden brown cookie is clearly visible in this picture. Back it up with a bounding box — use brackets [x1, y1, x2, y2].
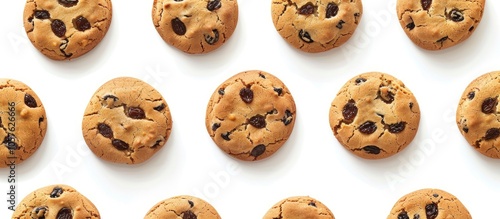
[82, 77, 172, 164]
[145, 195, 220, 219]
[456, 71, 500, 158]
[23, 0, 113, 60]
[388, 188, 471, 219]
[205, 70, 296, 161]
[152, 0, 239, 54]
[263, 196, 335, 219]
[396, 0, 485, 50]
[12, 184, 100, 219]
[0, 79, 47, 168]
[271, 0, 363, 53]
[329, 72, 420, 159]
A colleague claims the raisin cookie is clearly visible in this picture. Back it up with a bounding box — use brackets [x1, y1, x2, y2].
[23, 0, 112, 60]
[396, 0, 485, 50]
[264, 196, 335, 219]
[12, 184, 100, 219]
[329, 72, 420, 159]
[271, 0, 363, 53]
[82, 77, 172, 164]
[456, 71, 500, 158]
[0, 79, 47, 168]
[205, 70, 296, 161]
[388, 188, 471, 219]
[145, 195, 220, 219]
[152, 0, 239, 54]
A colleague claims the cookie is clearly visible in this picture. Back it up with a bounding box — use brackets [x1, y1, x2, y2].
[205, 70, 296, 161]
[0, 79, 47, 168]
[82, 77, 172, 164]
[396, 0, 485, 50]
[388, 188, 471, 219]
[23, 0, 112, 60]
[271, 0, 363, 53]
[152, 0, 239, 54]
[12, 184, 100, 219]
[329, 72, 420, 159]
[456, 71, 500, 158]
[263, 196, 335, 219]
[145, 195, 220, 219]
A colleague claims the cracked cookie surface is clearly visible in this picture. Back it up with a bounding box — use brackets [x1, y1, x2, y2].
[271, 0, 363, 53]
[145, 195, 220, 219]
[12, 184, 100, 219]
[388, 188, 471, 219]
[0, 79, 47, 168]
[329, 72, 420, 159]
[456, 71, 500, 158]
[152, 0, 238, 54]
[23, 0, 112, 60]
[82, 77, 172, 164]
[264, 196, 335, 219]
[205, 70, 296, 161]
[396, 0, 485, 50]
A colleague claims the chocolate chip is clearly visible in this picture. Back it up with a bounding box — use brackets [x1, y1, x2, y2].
[25, 93, 38, 108]
[336, 20, 345, 29]
[259, 73, 266, 79]
[448, 9, 464, 22]
[342, 100, 357, 122]
[359, 121, 377, 134]
[469, 26, 475, 32]
[154, 103, 166, 111]
[299, 29, 313, 43]
[421, 0, 432, 10]
[413, 214, 420, 219]
[436, 36, 448, 43]
[212, 123, 221, 131]
[221, 132, 231, 141]
[250, 144, 266, 157]
[34, 10, 50, 19]
[204, 29, 219, 45]
[50, 187, 63, 198]
[218, 88, 225, 95]
[112, 139, 129, 150]
[482, 97, 498, 114]
[103, 95, 118, 101]
[409, 102, 414, 109]
[171, 18, 186, 35]
[467, 91, 475, 100]
[298, 2, 315, 15]
[58, 0, 78, 7]
[56, 207, 72, 219]
[73, 16, 91, 31]
[462, 127, 469, 133]
[97, 123, 113, 138]
[207, 0, 221, 11]
[282, 110, 293, 126]
[485, 128, 500, 140]
[406, 22, 415, 30]
[3, 133, 17, 150]
[51, 19, 66, 37]
[397, 211, 409, 219]
[240, 87, 254, 103]
[127, 107, 146, 119]
[308, 202, 317, 207]
[425, 203, 438, 219]
[388, 122, 406, 133]
[249, 115, 266, 129]
[188, 200, 194, 208]
[355, 78, 366, 84]
[182, 210, 197, 219]
[362, 145, 381, 154]
[379, 90, 395, 104]
[32, 206, 48, 218]
[432, 193, 439, 197]
[326, 2, 339, 18]
[274, 87, 283, 96]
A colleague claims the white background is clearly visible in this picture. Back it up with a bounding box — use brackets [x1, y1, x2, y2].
[1, 0, 500, 218]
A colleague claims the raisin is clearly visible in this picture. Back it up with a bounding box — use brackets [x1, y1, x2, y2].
[336, 20, 345, 29]
[467, 91, 475, 100]
[421, 0, 432, 10]
[58, 0, 78, 7]
[359, 121, 377, 134]
[326, 2, 339, 18]
[448, 9, 464, 22]
[218, 88, 225, 95]
[127, 107, 146, 119]
[342, 100, 358, 122]
[50, 187, 63, 198]
[308, 202, 317, 207]
[482, 97, 498, 114]
[397, 211, 409, 219]
[56, 207, 72, 219]
[355, 78, 366, 84]
[299, 29, 313, 43]
[282, 110, 293, 126]
[221, 132, 231, 141]
[183, 210, 197, 219]
[485, 128, 500, 140]
[112, 139, 129, 150]
[406, 22, 415, 30]
[274, 87, 283, 96]
[240, 87, 254, 103]
[425, 203, 438, 219]
[34, 10, 50, 19]
[73, 16, 91, 31]
[362, 145, 381, 154]
[298, 2, 315, 15]
[389, 122, 406, 133]
[171, 18, 186, 35]
[204, 29, 219, 45]
[97, 123, 113, 138]
[212, 123, 221, 131]
[25, 93, 38, 108]
[154, 103, 166, 111]
[250, 144, 266, 157]
[3, 133, 17, 150]
[188, 200, 194, 208]
[207, 0, 221, 11]
[51, 19, 66, 37]
[249, 115, 266, 129]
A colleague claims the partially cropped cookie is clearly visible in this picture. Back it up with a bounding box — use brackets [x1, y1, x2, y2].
[388, 188, 471, 219]
[264, 196, 335, 219]
[23, 0, 112, 60]
[0, 79, 47, 168]
[152, 0, 238, 54]
[145, 195, 220, 219]
[329, 72, 420, 159]
[396, 0, 485, 50]
[271, 0, 363, 53]
[12, 184, 100, 219]
[205, 70, 296, 161]
[456, 71, 500, 158]
[82, 77, 172, 164]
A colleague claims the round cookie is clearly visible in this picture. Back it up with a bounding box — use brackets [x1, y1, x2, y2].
[271, 0, 363, 53]
[396, 0, 485, 50]
[23, 0, 112, 60]
[82, 77, 172, 164]
[329, 72, 420, 159]
[12, 184, 100, 219]
[0, 79, 47, 168]
[388, 188, 471, 219]
[145, 195, 220, 219]
[205, 70, 296, 161]
[263, 196, 335, 219]
[152, 0, 239, 54]
[456, 71, 500, 158]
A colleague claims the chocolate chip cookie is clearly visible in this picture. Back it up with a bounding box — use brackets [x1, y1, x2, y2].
[396, 0, 485, 50]
[0, 79, 47, 168]
[205, 70, 296, 161]
[263, 196, 335, 219]
[23, 0, 113, 60]
[145, 195, 221, 219]
[388, 188, 471, 219]
[271, 0, 363, 53]
[12, 184, 100, 219]
[82, 77, 172, 164]
[456, 71, 500, 158]
[152, 0, 239, 54]
[329, 72, 420, 159]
